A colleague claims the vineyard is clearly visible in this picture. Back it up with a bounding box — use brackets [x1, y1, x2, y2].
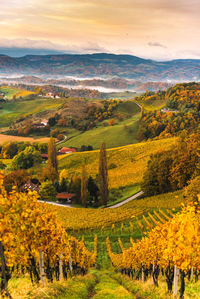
[2, 168, 200, 298]
[106, 202, 200, 298]
[58, 137, 177, 189]
[0, 173, 97, 298]
[49, 190, 184, 231]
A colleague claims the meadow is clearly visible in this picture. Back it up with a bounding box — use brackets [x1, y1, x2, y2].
[60, 100, 141, 149]
[0, 97, 66, 127]
[0, 86, 35, 100]
[58, 137, 177, 189]
[8, 269, 200, 299]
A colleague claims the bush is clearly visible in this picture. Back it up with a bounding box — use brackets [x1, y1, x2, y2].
[40, 181, 57, 201]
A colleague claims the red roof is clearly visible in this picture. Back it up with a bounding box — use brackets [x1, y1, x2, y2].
[41, 154, 48, 158]
[56, 193, 76, 199]
[59, 147, 76, 153]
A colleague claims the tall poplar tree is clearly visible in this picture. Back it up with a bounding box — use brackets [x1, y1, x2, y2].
[81, 164, 87, 207]
[47, 137, 58, 182]
[98, 143, 109, 206]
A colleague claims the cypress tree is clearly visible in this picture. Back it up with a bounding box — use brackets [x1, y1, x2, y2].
[81, 164, 87, 207]
[98, 143, 109, 206]
[47, 137, 58, 182]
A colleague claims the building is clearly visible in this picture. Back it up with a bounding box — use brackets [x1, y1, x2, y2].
[56, 193, 76, 203]
[23, 180, 40, 194]
[59, 147, 76, 154]
[41, 153, 48, 160]
[46, 92, 56, 98]
[41, 119, 48, 126]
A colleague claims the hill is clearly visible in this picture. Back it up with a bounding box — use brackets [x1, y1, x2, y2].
[58, 137, 177, 189]
[61, 101, 141, 149]
[136, 82, 200, 141]
[0, 53, 200, 81]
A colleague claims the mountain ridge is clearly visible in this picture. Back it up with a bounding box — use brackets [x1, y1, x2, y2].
[1, 52, 200, 81]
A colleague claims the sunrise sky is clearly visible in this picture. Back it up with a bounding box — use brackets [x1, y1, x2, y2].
[1, 0, 200, 60]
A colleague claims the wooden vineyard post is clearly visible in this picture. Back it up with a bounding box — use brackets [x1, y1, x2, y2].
[39, 249, 45, 287]
[141, 264, 144, 283]
[191, 267, 194, 282]
[69, 240, 73, 276]
[59, 252, 63, 281]
[173, 265, 179, 297]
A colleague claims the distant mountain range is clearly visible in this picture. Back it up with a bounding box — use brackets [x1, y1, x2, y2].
[1, 53, 200, 81]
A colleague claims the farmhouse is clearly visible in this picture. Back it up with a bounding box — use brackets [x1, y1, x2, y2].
[59, 147, 77, 154]
[46, 92, 55, 98]
[23, 180, 40, 194]
[56, 193, 76, 203]
[41, 153, 48, 160]
[41, 119, 48, 126]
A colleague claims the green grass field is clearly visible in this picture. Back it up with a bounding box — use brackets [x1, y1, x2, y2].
[61, 113, 140, 149]
[0, 86, 35, 100]
[8, 269, 200, 299]
[0, 98, 65, 127]
[60, 101, 141, 149]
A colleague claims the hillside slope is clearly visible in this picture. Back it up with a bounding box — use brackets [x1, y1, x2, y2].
[58, 137, 177, 189]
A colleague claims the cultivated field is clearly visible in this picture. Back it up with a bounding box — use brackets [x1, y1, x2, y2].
[0, 134, 50, 144]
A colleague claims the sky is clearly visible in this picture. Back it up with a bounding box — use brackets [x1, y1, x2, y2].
[1, 0, 200, 60]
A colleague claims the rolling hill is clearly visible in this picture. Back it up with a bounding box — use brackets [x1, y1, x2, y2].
[58, 137, 177, 189]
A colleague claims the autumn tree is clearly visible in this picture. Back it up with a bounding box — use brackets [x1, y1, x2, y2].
[4, 169, 30, 193]
[81, 164, 87, 207]
[87, 176, 99, 207]
[108, 118, 115, 126]
[98, 143, 109, 206]
[47, 137, 58, 182]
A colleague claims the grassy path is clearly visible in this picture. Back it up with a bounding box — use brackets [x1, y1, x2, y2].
[90, 270, 135, 299]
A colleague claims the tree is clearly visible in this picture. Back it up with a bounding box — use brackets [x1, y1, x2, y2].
[70, 176, 81, 204]
[4, 169, 30, 193]
[40, 181, 57, 201]
[48, 137, 58, 171]
[108, 119, 115, 126]
[87, 176, 99, 206]
[184, 176, 200, 208]
[0, 161, 5, 170]
[81, 164, 87, 207]
[46, 137, 58, 182]
[98, 143, 109, 206]
[48, 117, 56, 127]
[12, 146, 42, 170]
[141, 150, 173, 196]
[1, 142, 18, 159]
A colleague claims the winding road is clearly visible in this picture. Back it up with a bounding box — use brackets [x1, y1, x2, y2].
[56, 134, 67, 145]
[38, 191, 144, 209]
[107, 191, 144, 208]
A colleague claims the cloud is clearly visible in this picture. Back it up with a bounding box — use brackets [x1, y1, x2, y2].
[0, 38, 107, 54]
[148, 42, 167, 49]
